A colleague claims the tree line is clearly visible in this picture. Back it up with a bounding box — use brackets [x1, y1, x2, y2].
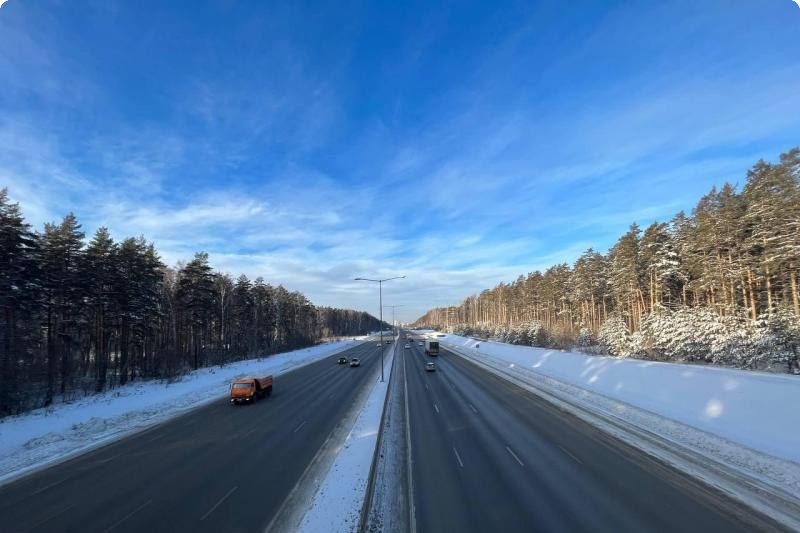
[0, 193, 386, 416]
[414, 147, 800, 372]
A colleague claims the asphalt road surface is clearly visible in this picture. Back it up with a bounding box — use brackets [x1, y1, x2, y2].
[401, 334, 783, 533]
[0, 340, 390, 533]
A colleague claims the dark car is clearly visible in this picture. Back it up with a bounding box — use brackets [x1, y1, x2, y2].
[337, 357, 348, 364]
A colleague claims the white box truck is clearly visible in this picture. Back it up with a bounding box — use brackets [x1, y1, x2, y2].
[425, 339, 440, 356]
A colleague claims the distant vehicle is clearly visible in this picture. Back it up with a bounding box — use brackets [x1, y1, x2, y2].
[350, 358, 361, 367]
[425, 340, 440, 356]
[418, 342, 423, 346]
[230, 376, 273, 404]
[425, 362, 436, 372]
[404, 344, 410, 349]
[436, 334, 446, 338]
[337, 357, 348, 364]
[385, 340, 391, 344]
[376, 342, 382, 347]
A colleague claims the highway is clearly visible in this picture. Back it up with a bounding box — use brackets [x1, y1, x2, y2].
[1, 333, 786, 533]
[401, 334, 783, 533]
[0, 340, 390, 533]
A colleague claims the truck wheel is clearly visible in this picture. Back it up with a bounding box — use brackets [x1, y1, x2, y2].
[267, 387, 272, 396]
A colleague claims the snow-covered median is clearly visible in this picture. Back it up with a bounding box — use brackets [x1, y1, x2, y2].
[298, 344, 396, 533]
[0, 339, 360, 485]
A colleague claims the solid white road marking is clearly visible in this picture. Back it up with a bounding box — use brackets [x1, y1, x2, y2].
[200, 486, 238, 521]
[29, 477, 67, 496]
[100, 500, 152, 532]
[468, 403, 478, 414]
[434, 403, 439, 414]
[293, 420, 307, 433]
[90, 454, 120, 467]
[20, 504, 76, 533]
[403, 349, 418, 533]
[243, 425, 260, 438]
[452, 447, 464, 468]
[506, 446, 524, 467]
[559, 445, 583, 465]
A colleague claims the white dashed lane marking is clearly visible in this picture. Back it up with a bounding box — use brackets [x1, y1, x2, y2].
[506, 446, 524, 467]
[452, 447, 464, 468]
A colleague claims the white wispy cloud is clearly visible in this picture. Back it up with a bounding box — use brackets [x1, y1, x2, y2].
[2, 0, 799, 321]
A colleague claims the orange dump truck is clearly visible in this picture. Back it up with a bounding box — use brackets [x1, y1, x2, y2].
[230, 376, 273, 404]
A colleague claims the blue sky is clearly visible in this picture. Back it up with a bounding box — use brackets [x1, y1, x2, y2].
[1, 0, 799, 322]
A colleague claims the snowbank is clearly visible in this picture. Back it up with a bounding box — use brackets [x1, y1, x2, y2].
[438, 334, 800, 462]
[298, 344, 396, 533]
[0, 340, 359, 484]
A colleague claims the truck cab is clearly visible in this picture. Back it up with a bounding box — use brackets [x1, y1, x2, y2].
[230, 376, 273, 404]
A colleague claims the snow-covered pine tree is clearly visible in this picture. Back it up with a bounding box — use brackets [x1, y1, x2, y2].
[640, 222, 684, 312]
[84, 227, 117, 392]
[608, 224, 646, 331]
[0, 189, 42, 415]
[598, 314, 632, 357]
[39, 214, 86, 403]
[755, 307, 800, 373]
[576, 326, 593, 347]
[743, 158, 800, 314]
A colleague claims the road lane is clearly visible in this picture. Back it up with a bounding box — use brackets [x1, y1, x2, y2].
[402, 334, 783, 533]
[0, 340, 392, 533]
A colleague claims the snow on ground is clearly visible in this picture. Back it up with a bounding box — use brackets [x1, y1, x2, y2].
[0, 339, 360, 484]
[298, 343, 397, 533]
[436, 333, 800, 463]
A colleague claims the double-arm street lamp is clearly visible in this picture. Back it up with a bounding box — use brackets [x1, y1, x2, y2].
[354, 275, 405, 382]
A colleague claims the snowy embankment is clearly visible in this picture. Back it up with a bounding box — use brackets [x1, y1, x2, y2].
[298, 343, 396, 533]
[0, 339, 360, 485]
[428, 332, 800, 526]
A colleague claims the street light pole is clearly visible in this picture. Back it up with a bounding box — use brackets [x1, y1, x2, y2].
[383, 305, 406, 337]
[354, 275, 405, 382]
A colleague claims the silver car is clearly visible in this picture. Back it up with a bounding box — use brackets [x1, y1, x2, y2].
[425, 362, 436, 372]
[350, 358, 361, 367]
